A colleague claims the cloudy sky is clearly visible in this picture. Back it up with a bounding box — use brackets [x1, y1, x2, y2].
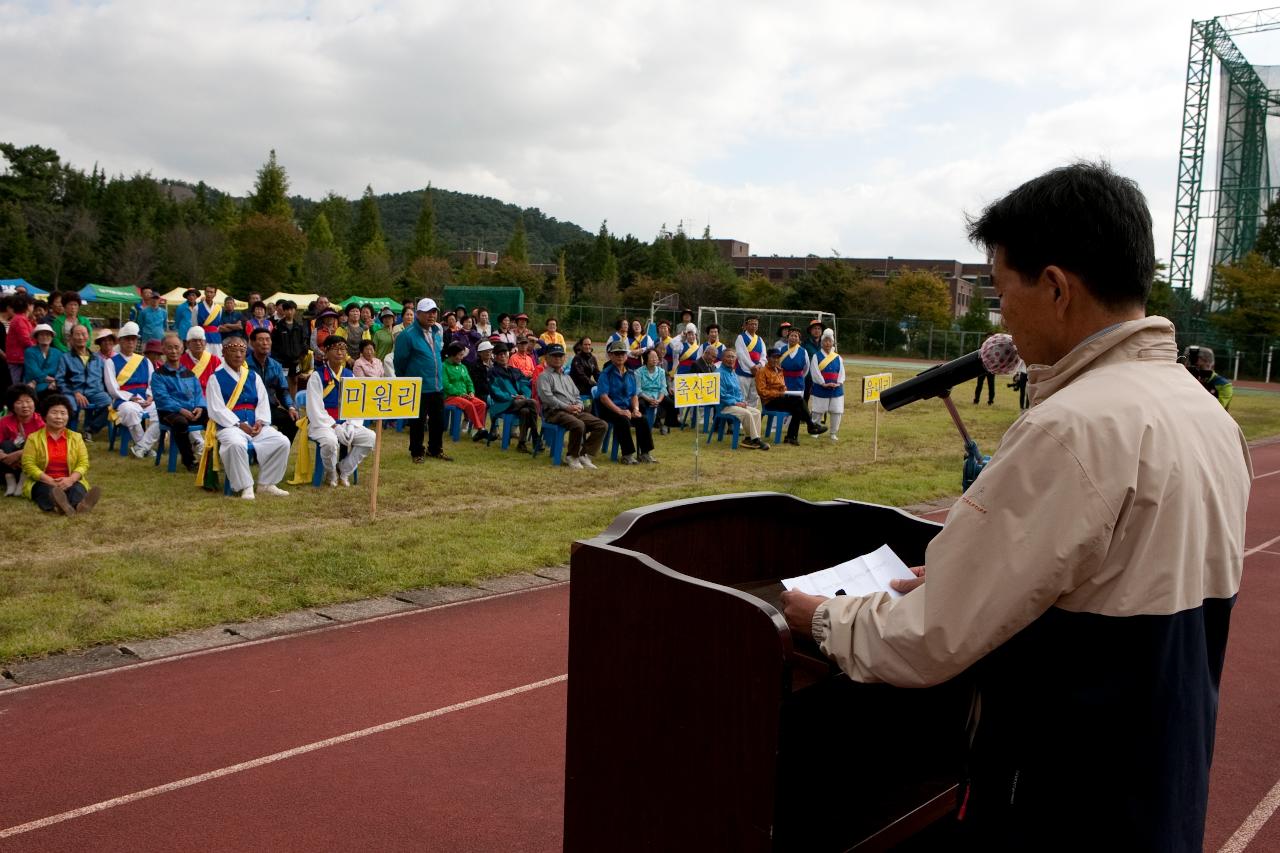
[4, 0, 1280, 284]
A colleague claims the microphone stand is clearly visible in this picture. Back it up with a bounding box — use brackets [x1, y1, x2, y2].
[938, 390, 989, 491]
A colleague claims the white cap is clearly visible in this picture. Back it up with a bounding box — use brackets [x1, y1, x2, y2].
[685, 323, 697, 334]
[415, 298, 438, 314]
[117, 321, 140, 338]
[94, 328, 116, 342]
[477, 340, 494, 353]
[185, 326, 206, 341]
[32, 323, 54, 336]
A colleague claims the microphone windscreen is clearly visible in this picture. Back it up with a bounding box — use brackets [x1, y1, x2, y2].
[980, 334, 1019, 374]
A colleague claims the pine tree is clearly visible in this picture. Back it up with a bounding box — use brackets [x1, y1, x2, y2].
[409, 184, 441, 261]
[349, 185, 384, 270]
[303, 211, 351, 295]
[671, 222, 691, 267]
[505, 214, 529, 265]
[691, 224, 716, 268]
[590, 220, 613, 282]
[248, 150, 294, 220]
[650, 225, 677, 279]
[548, 250, 570, 304]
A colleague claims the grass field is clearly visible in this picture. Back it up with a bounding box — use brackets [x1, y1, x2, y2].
[4, 367, 1279, 664]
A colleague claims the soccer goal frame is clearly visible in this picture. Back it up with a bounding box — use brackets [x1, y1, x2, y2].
[696, 306, 838, 341]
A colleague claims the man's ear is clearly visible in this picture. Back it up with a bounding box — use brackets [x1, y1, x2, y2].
[1041, 265, 1072, 319]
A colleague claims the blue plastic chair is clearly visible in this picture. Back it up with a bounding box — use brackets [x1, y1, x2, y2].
[762, 408, 789, 444]
[706, 406, 742, 449]
[541, 421, 566, 466]
[110, 414, 150, 457]
[444, 405, 464, 442]
[487, 411, 522, 449]
[310, 439, 360, 487]
[223, 441, 257, 495]
[154, 420, 205, 472]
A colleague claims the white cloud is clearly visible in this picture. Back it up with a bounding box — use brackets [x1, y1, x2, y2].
[2, 0, 1279, 278]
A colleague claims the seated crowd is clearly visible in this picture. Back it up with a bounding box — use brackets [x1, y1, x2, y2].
[0, 288, 847, 510]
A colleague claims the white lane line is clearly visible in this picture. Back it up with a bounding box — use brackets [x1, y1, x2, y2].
[1245, 534, 1280, 559]
[0, 582, 565, 696]
[0, 673, 568, 840]
[1254, 469, 1280, 480]
[1220, 775, 1280, 853]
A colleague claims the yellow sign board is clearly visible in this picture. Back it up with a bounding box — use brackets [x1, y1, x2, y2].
[673, 373, 720, 408]
[862, 372, 893, 404]
[339, 377, 423, 420]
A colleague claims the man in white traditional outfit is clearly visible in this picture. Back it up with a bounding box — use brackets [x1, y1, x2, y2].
[202, 333, 291, 500]
[103, 321, 161, 458]
[306, 336, 375, 487]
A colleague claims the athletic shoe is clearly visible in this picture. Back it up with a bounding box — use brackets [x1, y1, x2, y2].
[240, 486, 256, 500]
[259, 484, 290, 497]
[339, 474, 351, 487]
[829, 434, 839, 442]
[783, 436, 800, 446]
[638, 452, 658, 464]
[565, 456, 583, 470]
[807, 423, 828, 436]
[77, 485, 102, 514]
[620, 453, 638, 465]
[51, 488, 74, 515]
[130, 443, 150, 459]
[579, 455, 598, 469]
[756, 440, 770, 451]
[327, 472, 338, 487]
[472, 430, 487, 442]
[742, 437, 759, 448]
[426, 451, 453, 462]
[412, 455, 426, 464]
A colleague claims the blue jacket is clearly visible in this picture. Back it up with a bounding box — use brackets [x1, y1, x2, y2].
[175, 301, 201, 341]
[598, 362, 638, 411]
[131, 305, 168, 342]
[487, 364, 531, 417]
[23, 345, 64, 393]
[247, 352, 294, 409]
[152, 364, 207, 414]
[57, 351, 111, 408]
[718, 365, 744, 407]
[393, 322, 444, 393]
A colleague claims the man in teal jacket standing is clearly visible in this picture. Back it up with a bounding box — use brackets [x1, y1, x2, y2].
[393, 297, 449, 462]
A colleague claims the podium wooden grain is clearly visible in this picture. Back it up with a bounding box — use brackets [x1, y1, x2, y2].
[564, 493, 970, 852]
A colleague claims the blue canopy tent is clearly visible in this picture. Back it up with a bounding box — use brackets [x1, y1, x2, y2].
[0, 278, 48, 297]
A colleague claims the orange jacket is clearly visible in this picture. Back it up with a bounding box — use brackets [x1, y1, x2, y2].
[756, 363, 786, 404]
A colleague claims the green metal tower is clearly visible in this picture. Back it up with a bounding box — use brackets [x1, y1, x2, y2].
[1170, 7, 1280, 311]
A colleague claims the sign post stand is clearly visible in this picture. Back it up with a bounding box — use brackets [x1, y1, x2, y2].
[673, 373, 720, 481]
[861, 372, 892, 463]
[339, 376, 423, 519]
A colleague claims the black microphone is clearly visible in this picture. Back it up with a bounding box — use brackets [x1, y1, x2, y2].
[879, 334, 1019, 411]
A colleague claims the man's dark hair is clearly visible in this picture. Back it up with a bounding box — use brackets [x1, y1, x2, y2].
[9, 293, 30, 312]
[705, 323, 719, 334]
[6, 384, 37, 409]
[62, 292, 82, 306]
[249, 327, 272, 342]
[967, 161, 1155, 309]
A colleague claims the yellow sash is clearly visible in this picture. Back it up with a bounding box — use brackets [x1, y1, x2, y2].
[629, 337, 643, 352]
[818, 350, 840, 371]
[195, 366, 249, 487]
[201, 302, 222, 327]
[785, 344, 802, 360]
[108, 354, 147, 424]
[680, 342, 698, 362]
[287, 374, 338, 485]
[191, 350, 211, 377]
[747, 333, 760, 352]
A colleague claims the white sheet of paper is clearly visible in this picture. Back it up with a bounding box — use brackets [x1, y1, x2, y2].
[781, 544, 916, 599]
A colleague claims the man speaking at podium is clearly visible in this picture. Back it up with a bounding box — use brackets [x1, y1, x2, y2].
[782, 163, 1252, 851]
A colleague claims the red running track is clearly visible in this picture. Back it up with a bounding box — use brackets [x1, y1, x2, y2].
[1, 443, 1279, 852]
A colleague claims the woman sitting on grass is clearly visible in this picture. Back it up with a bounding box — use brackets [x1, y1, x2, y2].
[21, 393, 101, 514]
[1, 385, 44, 496]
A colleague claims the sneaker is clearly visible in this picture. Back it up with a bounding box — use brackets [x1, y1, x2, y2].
[578, 455, 598, 469]
[829, 434, 839, 442]
[807, 423, 828, 436]
[326, 472, 339, 488]
[240, 486, 256, 500]
[620, 453, 638, 465]
[426, 451, 453, 462]
[565, 456, 583, 470]
[472, 430, 487, 443]
[412, 455, 426, 464]
[783, 436, 800, 446]
[742, 437, 759, 448]
[638, 452, 658, 464]
[82, 433, 95, 444]
[77, 485, 102, 514]
[516, 442, 531, 454]
[756, 440, 770, 451]
[259, 484, 290, 497]
[50, 487, 74, 515]
[339, 474, 351, 487]
[130, 443, 150, 459]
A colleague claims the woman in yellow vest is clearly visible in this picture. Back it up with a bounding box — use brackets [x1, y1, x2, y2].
[21, 394, 101, 514]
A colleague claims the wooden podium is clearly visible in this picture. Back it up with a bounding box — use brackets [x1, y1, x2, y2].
[564, 493, 971, 852]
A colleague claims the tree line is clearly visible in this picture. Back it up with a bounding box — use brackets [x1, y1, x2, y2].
[0, 144, 962, 331]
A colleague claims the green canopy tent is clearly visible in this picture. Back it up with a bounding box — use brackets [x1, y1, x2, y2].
[79, 283, 142, 323]
[339, 295, 403, 315]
